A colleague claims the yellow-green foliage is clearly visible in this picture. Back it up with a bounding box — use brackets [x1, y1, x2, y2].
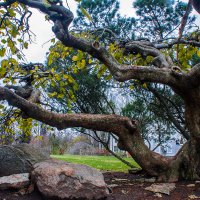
[177, 45, 199, 70]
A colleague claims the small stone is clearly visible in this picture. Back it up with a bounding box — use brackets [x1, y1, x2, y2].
[26, 184, 34, 194]
[121, 189, 128, 194]
[155, 193, 162, 198]
[108, 184, 119, 188]
[195, 181, 200, 183]
[18, 184, 34, 195]
[134, 178, 145, 183]
[145, 183, 176, 195]
[18, 188, 26, 196]
[144, 178, 156, 183]
[187, 184, 195, 187]
[113, 178, 128, 182]
[189, 195, 200, 199]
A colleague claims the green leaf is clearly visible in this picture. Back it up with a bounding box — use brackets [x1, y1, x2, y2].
[48, 53, 54, 65]
[24, 42, 28, 49]
[1, 60, 8, 68]
[104, 74, 112, 81]
[1, 39, 7, 44]
[72, 56, 78, 61]
[80, 7, 92, 21]
[51, 38, 56, 43]
[58, 93, 64, 99]
[129, 85, 134, 90]
[197, 50, 200, 57]
[0, 48, 6, 57]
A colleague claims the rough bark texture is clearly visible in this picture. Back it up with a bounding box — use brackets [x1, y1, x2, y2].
[0, 0, 200, 182]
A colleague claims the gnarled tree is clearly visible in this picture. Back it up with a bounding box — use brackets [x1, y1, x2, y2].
[0, 0, 200, 181]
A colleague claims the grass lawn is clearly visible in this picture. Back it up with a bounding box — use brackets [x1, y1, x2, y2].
[51, 154, 140, 172]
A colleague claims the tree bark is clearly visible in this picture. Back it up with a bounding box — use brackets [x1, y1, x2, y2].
[157, 87, 200, 182]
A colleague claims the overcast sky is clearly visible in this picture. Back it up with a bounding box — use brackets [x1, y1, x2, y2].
[24, 0, 200, 63]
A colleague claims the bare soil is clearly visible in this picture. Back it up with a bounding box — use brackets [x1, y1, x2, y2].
[104, 172, 200, 200]
[0, 172, 200, 200]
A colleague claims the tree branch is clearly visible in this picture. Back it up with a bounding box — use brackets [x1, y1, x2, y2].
[4, 1, 190, 89]
[154, 39, 200, 49]
[185, 63, 200, 88]
[0, 86, 171, 176]
[0, 86, 136, 133]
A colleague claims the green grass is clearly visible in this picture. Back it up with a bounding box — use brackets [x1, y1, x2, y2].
[51, 154, 140, 172]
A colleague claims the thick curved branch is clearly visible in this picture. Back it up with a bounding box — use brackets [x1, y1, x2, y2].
[52, 22, 182, 87]
[0, 86, 171, 176]
[51, 16, 198, 90]
[1, 1, 198, 89]
[154, 39, 200, 49]
[0, 87, 136, 133]
[185, 63, 200, 88]
[3, 1, 186, 89]
[124, 41, 172, 68]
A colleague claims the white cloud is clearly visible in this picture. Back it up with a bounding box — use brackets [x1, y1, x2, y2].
[24, 0, 78, 63]
[23, 9, 53, 63]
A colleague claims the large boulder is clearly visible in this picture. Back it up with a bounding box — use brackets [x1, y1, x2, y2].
[0, 144, 50, 177]
[32, 159, 109, 200]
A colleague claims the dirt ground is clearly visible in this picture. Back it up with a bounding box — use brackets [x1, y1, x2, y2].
[0, 172, 200, 200]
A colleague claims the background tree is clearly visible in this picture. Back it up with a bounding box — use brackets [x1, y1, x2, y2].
[73, 0, 135, 41]
[133, 0, 196, 39]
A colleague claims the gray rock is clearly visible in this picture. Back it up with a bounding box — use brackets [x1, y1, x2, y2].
[0, 173, 30, 190]
[187, 184, 195, 187]
[0, 144, 50, 177]
[134, 178, 145, 183]
[31, 159, 109, 200]
[144, 178, 156, 183]
[113, 178, 128, 182]
[108, 184, 119, 188]
[145, 183, 176, 195]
